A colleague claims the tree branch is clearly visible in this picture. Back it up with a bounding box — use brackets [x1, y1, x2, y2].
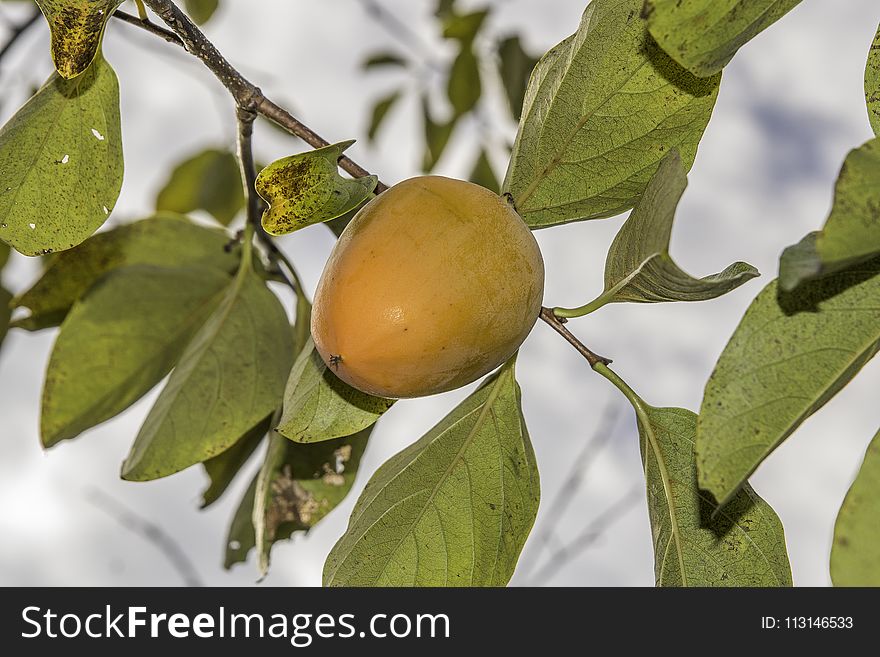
[539, 307, 612, 368]
[133, 0, 389, 192]
[0, 8, 40, 65]
[113, 9, 184, 47]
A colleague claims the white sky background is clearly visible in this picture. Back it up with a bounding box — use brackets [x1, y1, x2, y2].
[1, 0, 879, 587]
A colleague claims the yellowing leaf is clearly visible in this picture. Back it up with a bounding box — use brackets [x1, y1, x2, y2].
[0, 55, 122, 256]
[867, 22, 880, 136]
[35, 0, 123, 79]
[256, 141, 377, 236]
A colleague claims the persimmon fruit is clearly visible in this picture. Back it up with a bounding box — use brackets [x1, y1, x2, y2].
[311, 175, 544, 398]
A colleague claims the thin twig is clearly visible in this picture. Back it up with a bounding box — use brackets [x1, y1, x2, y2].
[522, 486, 643, 586]
[236, 107, 260, 229]
[85, 487, 204, 587]
[132, 0, 389, 192]
[539, 307, 612, 368]
[113, 9, 183, 46]
[517, 402, 621, 579]
[0, 8, 40, 64]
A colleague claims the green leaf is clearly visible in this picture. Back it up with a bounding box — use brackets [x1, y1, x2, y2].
[572, 151, 758, 313]
[362, 53, 407, 70]
[324, 358, 539, 587]
[779, 138, 880, 291]
[867, 22, 880, 136]
[0, 286, 11, 349]
[255, 428, 370, 575]
[13, 214, 239, 331]
[697, 260, 880, 506]
[367, 90, 401, 142]
[831, 427, 880, 586]
[637, 405, 791, 586]
[469, 148, 499, 193]
[201, 415, 269, 508]
[277, 338, 393, 445]
[156, 149, 244, 226]
[121, 266, 294, 481]
[35, 0, 123, 79]
[503, 0, 720, 229]
[442, 10, 489, 43]
[0, 55, 123, 256]
[447, 45, 481, 117]
[256, 141, 378, 236]
[497, 35, 537, 121]
[644, 0, 801, 78]
[184, 0, 219, 25]
[422, 97, 456, 172]
[41, 265, 231, 447]
[224, 474, 258, 570]
[0, 242, 9, 270]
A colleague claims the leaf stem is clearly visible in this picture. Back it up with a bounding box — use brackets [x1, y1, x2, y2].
[593, 362, 645, 411]
[538, 307, 611, 368]
[124, 1, 389, 192]
[553, 293, 612, 319]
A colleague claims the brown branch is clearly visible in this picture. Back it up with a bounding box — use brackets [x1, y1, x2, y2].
[539, 307, 612, 368]
[132, 0, 388, 192]
[0, 8, 40, 64]
[113, 9, 183, 46]
[236, 107, 260, 228]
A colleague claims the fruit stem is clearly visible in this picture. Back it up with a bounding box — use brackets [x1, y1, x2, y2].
[538, 307, 611, 368]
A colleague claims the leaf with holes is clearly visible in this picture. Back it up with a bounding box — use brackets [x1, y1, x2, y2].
[13, 214, 239, 331]
[324, 357, 539, 587]
[698, 259, 880, 507]
[224, 474, 258, 570]
[831, 427, 880, 586]
[41, 265, 231, 447]
[256, 141, 377, 235]
[277, 337, 393, 445]
[779, 138, 880, 290]
[255, 428, 370, 575]
[0, 55, 122, 256]
[121, 266, 294, 481]
[35, 0, 123, 79]
[636, 404, 791, 586]
[578, 151, 757, 313]
[156, 149, 244, 226]
[644, 0, 802, 77]
[201, 415, 270, 508]
[503, 0, 719, 229]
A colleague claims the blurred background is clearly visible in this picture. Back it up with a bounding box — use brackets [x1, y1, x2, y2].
[1, 0, 879, 587]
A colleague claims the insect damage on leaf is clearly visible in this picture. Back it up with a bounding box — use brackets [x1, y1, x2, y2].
[36, 0, 124, 79]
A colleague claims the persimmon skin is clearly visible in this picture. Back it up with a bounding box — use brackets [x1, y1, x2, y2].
[311, 176, 544, 398]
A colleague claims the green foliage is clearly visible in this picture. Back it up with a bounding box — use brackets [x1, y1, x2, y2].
[0, 286, 11, 349]
[447, 46, 481, 117]
[644, 0, 802, 78]
[831, 428, 880, 586]
[224, 475, 259, 569]
[638, 405, 790, 586]
[441, 10, 488, 43]
[867, 23, 880, 136]
[0, 56, 123, 256]
[34, 0, 122, 79]
[201, 416, 269, 508]
[184, 0, 219, 25]
[278, 337, 393, 445]
[121, 264, 294, 481]
[13, 214, 239, 331]
[362, 53, 407, 70]
[367, 90, 401, 142]
[503, 0, 720, 229]
[41, 265, 231, 447]
[698, 260, 880, 506]
[324, 358, 539, 586]
[256, 141, 378, 235]
[561, 151, 757, 315]
[156, 149, 244, 226]
[421, 98, 455, 172]
[0, 242, 9, 270]
[779, 138, 880, 290]
[255, 428, 370, 575]
[497, 35, 537, 121]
